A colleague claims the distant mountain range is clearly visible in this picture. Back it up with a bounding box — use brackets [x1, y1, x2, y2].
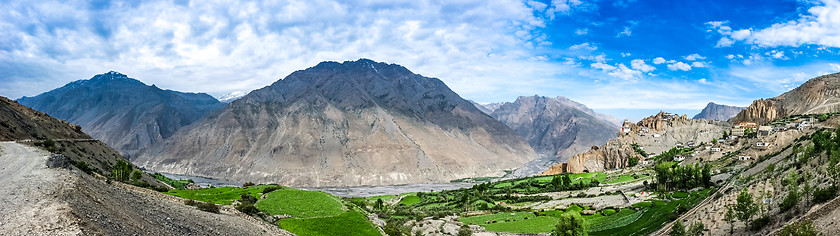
[17, 71, 225, 157]
[692, 102, 745, 121]
[488, 96, 618, 162]
[134, 59, 537, 187]
[732, 72, 840, 124]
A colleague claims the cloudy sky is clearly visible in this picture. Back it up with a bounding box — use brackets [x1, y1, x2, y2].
[2, 0, 839, 120]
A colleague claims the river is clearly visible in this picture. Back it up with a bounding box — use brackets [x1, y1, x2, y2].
[155, 172, 477, 197]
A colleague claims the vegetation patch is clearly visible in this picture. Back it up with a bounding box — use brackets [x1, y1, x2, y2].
[398, 195, 421, 206]
[166, 185, 276, 205]
[459, 212, 558, 233]
[256, 188, 345, 218]
[278, 209, 380, 236]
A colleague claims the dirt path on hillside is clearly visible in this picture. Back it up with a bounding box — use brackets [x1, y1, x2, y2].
[0, 141, 81, 235]
[0, 141, 292, 236]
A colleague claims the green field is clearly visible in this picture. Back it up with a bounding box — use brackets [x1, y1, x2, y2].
[607, 175, 636, 184]
[278, 209, 381, 236]
[365, 194, 397, 202]
[459, 212, 558, 233]
[256, 188, 346, 218]
[398, 195, 421, 206]
[165, 185, 275, 205]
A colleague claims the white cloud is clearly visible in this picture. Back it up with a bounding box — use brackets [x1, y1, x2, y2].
[608, 64, 642, 80]
[698, 79, 708, 84]
[683, 54, 706, 61]
[0, 0, 565, 100]
[715, 37, 735, 47]
[575, 28, 588, 35]
[667, 62, 692, 71]
[725, 54, 736, 59]
[652, 57, 666, 64]
[569, 42, 597, 50]
[591, 62, 616, 71]
[621, 52, 632, 57]
[691, 62, 706, 68]
[630, 59, 655, 72]
[767, 50, 787, 59]
[710, 0, 840, 48]
[617, 21, 639, 37]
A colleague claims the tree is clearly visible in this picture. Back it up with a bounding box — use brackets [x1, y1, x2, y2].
[375, 198, 385, 211]
[688, 222, 705, 236]
[669, 221, 686, 236]
[724, 205, 736, 234]
[712, 138, 718, 145]
[552, 212, 587, 236]
[131, 169, 142, 181]
[628, 156, 639, 167]
[802, 182, 813, 205]
[111, 160, 133, 182]
[735, 188, 759, 228]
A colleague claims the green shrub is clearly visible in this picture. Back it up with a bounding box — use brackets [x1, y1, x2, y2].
[235, 202, 259, 215]
[240, 193, 258, 204]
[779, 189, 800, 212]
[749, 215, 770, 231]
[70, 160, 95, 174]
[780, 220, 820, 236]
[262, 186, 281, 194]
[458, 225, 473, 236]
[131, 170, 142, 180]
[813, 185, 837, 203]
[186, 199, 220, 213]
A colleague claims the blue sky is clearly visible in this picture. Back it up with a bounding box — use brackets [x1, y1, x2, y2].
[1, 0, 839, 121]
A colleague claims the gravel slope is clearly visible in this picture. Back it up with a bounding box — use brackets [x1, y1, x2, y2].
[0, 141, 292, 236]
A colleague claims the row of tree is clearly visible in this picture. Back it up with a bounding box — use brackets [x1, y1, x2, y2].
[654, 162, 712, 191]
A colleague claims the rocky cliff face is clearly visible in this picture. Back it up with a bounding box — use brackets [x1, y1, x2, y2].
[135, 59, 537, 187]
[490, 96, 617, 161]
[17, 72, 225, 157]
[692, 102, 745, 121]
[732, 72, 840, 124]
[541, 112, 729, 175]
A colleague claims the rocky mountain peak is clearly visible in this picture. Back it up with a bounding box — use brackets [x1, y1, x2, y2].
[17, 73, 224, 157]
[693, 102, 746, 121]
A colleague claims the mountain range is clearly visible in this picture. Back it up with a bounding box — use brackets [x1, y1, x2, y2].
[17, 71, 225, 157]
[488, 96, 618, 161]
[692, 102, 745, 121]
[134, 59, 537, 187]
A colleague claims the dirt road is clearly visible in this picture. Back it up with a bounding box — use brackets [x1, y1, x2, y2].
[0, 141, 81, 235]
[0, 141, 292, 236]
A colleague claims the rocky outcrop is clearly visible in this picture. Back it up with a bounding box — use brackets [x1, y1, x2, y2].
[17, 71, 225, 157]
[561, 138, 638, 173]
[732, 72, 840, 124]
[135, 59, 537, 187]
[490, 96, 617, 161]
[692, 102, 745, 121]
[730, 99, 780, 125]
[541, 112, 730, 175]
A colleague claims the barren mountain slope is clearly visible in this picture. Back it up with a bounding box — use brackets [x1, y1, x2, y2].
[693, 102, 745, 121]
[732, 72, 840, 124]
[136, 59, 537, 187]
[17, 71, 224, 157]
[490, 95, 617, 162]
